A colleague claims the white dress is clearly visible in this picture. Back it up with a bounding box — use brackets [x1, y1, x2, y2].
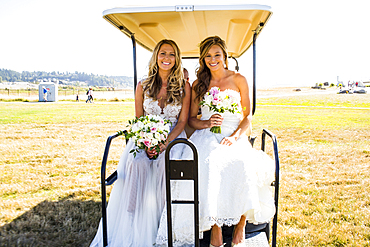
[90, 94, 187, 247]
[156, 89, 275, 246]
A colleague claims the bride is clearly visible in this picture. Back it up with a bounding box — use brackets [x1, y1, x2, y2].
[90, 39, 191, 247]
[156, 36, 275, 247]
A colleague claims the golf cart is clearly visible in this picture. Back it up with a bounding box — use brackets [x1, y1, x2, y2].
[99, 4, 280, 247]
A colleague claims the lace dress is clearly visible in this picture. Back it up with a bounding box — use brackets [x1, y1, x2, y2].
[156, 89, 275, 246]
[90, 94, 187, 247]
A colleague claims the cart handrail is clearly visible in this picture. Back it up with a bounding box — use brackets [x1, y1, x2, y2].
[100, 131, 126, 247]
[261, 128, 280, 247]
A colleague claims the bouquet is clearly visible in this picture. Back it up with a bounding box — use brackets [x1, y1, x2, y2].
[118, 115, 172, 160]
[199, 87, 241, 134]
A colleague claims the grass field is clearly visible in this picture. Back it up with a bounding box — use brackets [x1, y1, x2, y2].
[0, 91, 369, 246]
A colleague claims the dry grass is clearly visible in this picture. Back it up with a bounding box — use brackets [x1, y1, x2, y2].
[0, 90, 369, 246]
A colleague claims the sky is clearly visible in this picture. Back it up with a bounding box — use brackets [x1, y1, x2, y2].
[1, 0, 369, 88]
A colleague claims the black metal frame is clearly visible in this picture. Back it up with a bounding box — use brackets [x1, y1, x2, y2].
[165, 138, 199, 247]
[261, 129, 280, 247]
[131, 34, 138, 93]
[100, 131, 126, 247]
[252, 32, 257, 116]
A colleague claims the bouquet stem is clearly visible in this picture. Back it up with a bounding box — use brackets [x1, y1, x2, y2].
[210, 126, 221, 134]
[149, 156, 158, 160]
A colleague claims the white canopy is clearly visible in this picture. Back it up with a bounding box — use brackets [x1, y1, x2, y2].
[103, 4, 272, 58]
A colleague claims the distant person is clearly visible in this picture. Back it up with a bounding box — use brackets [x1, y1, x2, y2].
[183, 67, 189, 83]
[42, 86, 48, 102]
[86, 88, 93, 103]
[76, 94, 79, 102]
[183, 68, 195, 137]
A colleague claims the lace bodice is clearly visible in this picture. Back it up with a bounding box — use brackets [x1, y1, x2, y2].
[143, 94, 182, 124]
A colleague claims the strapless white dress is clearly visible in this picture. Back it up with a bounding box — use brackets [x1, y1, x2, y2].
[90, 94, 187, 247]
[156, 89, 275, 246]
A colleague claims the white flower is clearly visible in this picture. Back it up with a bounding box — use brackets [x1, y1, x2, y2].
[151, 139, 158, 146]
[131, 124, 140, 133]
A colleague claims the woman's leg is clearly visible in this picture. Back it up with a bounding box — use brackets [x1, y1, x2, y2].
[210, 224, 223, 247]
[232, 215, 246, 245]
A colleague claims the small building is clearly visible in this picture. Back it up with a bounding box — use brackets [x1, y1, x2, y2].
[39, 83, 58, 102]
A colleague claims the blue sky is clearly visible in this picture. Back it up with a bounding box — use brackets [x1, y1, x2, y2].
[1, 0, 369, 88]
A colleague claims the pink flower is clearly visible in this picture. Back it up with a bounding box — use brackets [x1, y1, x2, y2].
[143, 139, 151, 147]
[212, 96, 221, 105]
[151, 127, 157, 132]
[209, 87, 219, 97]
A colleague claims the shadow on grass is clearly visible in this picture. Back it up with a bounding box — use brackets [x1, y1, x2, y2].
[0, 195, 102, 247]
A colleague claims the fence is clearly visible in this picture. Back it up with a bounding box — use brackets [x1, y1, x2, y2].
[0, 88, 134, 100]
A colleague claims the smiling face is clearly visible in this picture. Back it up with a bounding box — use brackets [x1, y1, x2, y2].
[204, 44, 225, 71]
[157, 43, 176, 72]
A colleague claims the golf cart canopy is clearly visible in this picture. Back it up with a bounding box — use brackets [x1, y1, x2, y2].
[102, 4, 272, 58]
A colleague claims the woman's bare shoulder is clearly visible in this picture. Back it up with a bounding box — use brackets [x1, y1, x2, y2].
[224, 70, 248, 90]
[232, 72, 247, 81]
[232, 72, 248, 86]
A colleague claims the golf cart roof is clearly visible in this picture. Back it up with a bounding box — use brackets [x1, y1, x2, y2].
[102, 4, 272, 58]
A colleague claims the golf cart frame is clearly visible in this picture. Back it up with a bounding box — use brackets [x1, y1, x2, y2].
[99, 4, 280, 247]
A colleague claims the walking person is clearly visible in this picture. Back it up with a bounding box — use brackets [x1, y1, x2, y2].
[86, 88, 93, 103]
[42, 86, 48, 102]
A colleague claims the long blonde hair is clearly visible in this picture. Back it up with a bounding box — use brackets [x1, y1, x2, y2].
[194, 36, 228, 102]
[141, 39, 185, 104]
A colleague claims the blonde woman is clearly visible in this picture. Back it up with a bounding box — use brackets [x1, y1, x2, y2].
[90, 39, 191, 247]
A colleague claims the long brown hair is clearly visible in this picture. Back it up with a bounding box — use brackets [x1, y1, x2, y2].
[194, 36, 228, 102]
[141, 39, 185, 104]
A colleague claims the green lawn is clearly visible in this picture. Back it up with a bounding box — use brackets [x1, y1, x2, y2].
[0, 93, 369, 246]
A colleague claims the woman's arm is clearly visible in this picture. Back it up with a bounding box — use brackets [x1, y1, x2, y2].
[188, 80, 223, 130]
[135, 82, 144, 118]
[220, 74, 252, 146]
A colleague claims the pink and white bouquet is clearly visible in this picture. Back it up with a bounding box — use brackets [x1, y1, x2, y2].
[119, 115, 172, 159]
[199, 87, 241, 134]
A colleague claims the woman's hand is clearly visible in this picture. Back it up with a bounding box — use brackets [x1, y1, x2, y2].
[145, 142, 168, 158]
[208, 114, 223, 128]
[145, 147, 158, 159]
[158, 142, 167, 154]
[220, 136, 237, 146]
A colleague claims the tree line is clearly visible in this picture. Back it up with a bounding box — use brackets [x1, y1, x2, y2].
[0, 69, 134, 88]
